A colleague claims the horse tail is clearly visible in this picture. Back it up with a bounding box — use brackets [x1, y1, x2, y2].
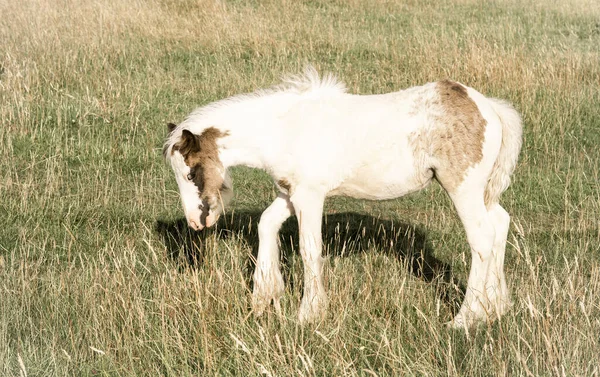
[484, 98, 523, 208]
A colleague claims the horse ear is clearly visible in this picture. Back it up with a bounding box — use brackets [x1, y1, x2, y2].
[167, 122, 177, 133]
[176, 129, 200, 156]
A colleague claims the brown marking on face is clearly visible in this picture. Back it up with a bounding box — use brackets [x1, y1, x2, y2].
[277, 178, 292, 194]
[172, 127, 229, 208]
[431, 80, 487, 192]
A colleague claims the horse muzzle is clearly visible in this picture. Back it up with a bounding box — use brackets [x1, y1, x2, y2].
[187, 210, 219, 231]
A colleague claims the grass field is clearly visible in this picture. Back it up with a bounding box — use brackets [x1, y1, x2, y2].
[1, 0, 600, 375]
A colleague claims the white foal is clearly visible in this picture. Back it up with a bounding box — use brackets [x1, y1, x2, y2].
[163, 67, 522, 328]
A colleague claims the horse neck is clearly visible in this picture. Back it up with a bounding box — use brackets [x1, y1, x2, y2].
[207, 93, 291, 170]
[218, 130, 267, 170]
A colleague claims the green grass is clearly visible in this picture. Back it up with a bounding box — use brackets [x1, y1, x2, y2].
[1, 0, 599, 375]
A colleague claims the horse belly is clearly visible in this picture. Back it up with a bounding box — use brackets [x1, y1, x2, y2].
[329, 161, 433, 200]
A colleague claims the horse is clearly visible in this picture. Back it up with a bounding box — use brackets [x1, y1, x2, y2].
[163, 67, 522, 328]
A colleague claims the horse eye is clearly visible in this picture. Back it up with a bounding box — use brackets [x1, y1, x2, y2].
[187, 173, 194, 180]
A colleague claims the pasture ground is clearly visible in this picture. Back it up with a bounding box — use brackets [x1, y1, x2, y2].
[1, 0, 599, 375]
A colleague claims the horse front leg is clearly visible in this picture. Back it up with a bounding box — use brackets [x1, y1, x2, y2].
[252, 193, 294, 316]
[291, 188, 328, 323]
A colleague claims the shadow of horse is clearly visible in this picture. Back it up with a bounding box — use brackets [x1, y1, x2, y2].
[155, 211, 465, 314]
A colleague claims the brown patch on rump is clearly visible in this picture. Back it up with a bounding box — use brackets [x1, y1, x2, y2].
[172, 127, 229, 207]
[277, 178, 292, 194]
[432, 80, 487, 192]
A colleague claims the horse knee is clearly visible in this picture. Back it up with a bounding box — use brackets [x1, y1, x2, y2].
[258, 196, 293, 239]
[258, 212, 278, 238]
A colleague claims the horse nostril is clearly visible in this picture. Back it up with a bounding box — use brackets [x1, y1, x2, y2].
[189, 218, 204, 231]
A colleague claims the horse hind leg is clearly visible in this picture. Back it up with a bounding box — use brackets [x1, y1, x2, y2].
[445, 182, 499, 328]
[486, 203, 512, 317]
[449, 200, 512, 328]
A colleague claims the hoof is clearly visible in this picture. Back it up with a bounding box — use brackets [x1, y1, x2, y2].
[446, 313, 475, 329]
[252, 269, 284, 317]
[297, 294, 328, 324]
[252, 293, 280, 317]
